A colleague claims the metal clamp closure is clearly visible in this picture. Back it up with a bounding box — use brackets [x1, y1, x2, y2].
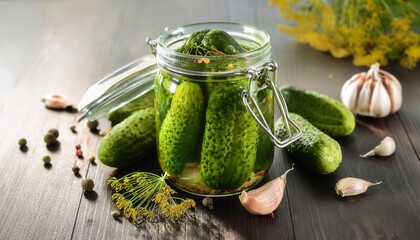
[241, 60, 302, 148]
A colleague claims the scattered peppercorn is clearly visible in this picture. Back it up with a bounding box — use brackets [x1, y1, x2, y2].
[18, 138, 27, 147]
[70, 125, 77, 133]
[44, 133, 57, 145]
[48, 128, 59, 138]
[81, 178, 95, 191]
[111, 211, 120, 218]
[43, 155, 51, 164]
[88, 155, 95, 163]
[87, 120, 99, 130]
[75, 144, 81, 150]
[72, 165, 80, 174]
[76, 149, 83, 158]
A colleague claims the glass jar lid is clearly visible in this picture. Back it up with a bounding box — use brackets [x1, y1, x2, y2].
[77, 54, 157, 121]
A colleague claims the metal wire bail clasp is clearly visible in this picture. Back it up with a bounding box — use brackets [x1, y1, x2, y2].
[146, 37, 157, 55]
[146, 27, 173, 56]
[241, 60, 302, 148]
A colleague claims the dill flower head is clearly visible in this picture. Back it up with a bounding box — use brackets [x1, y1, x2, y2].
[107, 172, 195, 223]
[270, 0, 420, 69]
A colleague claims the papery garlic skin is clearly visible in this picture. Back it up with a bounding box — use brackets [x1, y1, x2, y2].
[360, 136, 396, 158]
[335, 177, 382, 197]
[341, 63, 402, 118]
[239, 165, 294, 216]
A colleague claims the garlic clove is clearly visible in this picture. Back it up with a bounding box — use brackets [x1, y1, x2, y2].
[369, 79, 391, 118]
[360, 136, 396, 158]
[42, 93, 71, 110]
[335, 177, 382, 197]
[384, 77, 402, 113]
[341, 73, 364, 111]
[355, 79, 372, 115]
[239, 178, 284, 217]
[239, 165, 294, 216]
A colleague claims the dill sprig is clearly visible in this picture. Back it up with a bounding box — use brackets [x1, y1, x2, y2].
[108, 172, 196, 222]
[178, 41, 226, 56]
[177, 29, 227, 56]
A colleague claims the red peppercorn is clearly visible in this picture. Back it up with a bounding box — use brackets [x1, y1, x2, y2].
[75, 144, 81, 150]
[76, 149, 83, 158]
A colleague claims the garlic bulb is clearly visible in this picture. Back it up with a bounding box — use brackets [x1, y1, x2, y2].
[239, 165, 294, 217]
[335, 177, 382, 197]
[341, 63, 402, 118]
[360, 136, 396, 158]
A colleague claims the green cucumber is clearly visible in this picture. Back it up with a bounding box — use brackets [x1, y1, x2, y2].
[200, 83, 259, 189]
[202, 29, 246, 55]
[108, 90, 155, 125]
[275, 113, 342, 174]
[280, 85, 355, 137]
[158, 81, 205, 176]
[154, 71, 174, 130]
[98, 108, 155, 168]
[254, 86, 275, 172]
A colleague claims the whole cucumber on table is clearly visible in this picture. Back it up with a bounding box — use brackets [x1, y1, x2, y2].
[280, 85, 355, 137]
[158, 81, 205, 176]
[200, 83, 259, 189]
[98, 108, 156, 168]
[275, 113, 342, 174]
[107, 90, 155, 125]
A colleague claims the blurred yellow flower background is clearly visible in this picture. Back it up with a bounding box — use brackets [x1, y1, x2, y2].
[270, 0, 420, 69]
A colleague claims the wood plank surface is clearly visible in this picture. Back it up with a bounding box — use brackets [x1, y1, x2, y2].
[0, 1, 419, 240]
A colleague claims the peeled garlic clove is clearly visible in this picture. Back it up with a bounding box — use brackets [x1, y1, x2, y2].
[335, 177, 382, 197]
[239, 165, 294, 216]
[360, 136, 396, 158]
[42, 93, 71, 109]
[340, 63, 402, 118]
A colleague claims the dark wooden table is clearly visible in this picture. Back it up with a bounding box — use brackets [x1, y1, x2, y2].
[1, 1, 419, 239]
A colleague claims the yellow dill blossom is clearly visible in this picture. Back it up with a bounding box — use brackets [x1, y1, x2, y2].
[401, 44, 420, 68]
[270, 0, 420, 69]
[330, 47, 350, 58]
[154, 190, 196, 220]
[405, 45, 420, 59]
[107, 172, 195, 223]
[353, 48, 389, 67]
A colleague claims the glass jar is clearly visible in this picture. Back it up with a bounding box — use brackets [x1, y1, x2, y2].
[146, 22, 301, 196]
